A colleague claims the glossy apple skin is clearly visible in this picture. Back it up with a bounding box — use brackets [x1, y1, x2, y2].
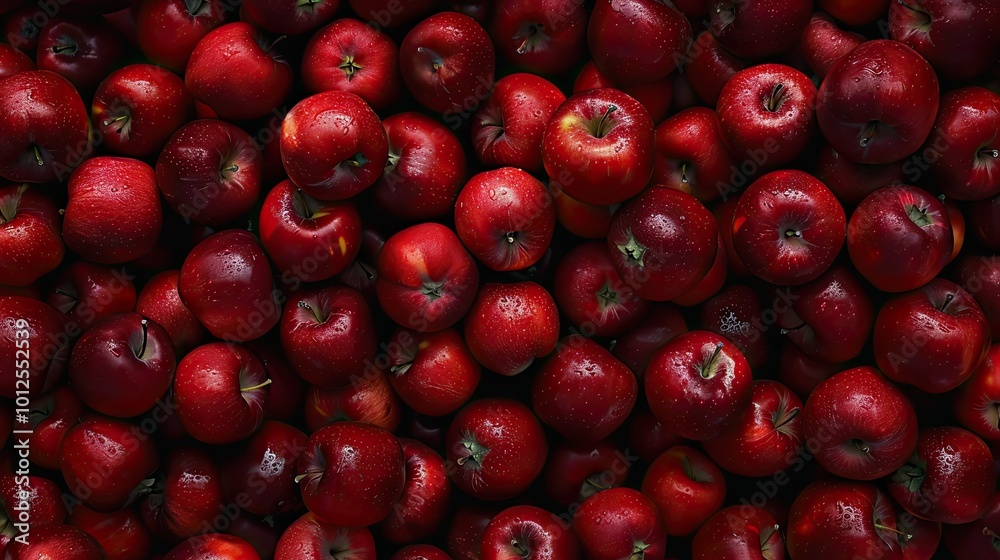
[472, 73, 564, 174]
[0, 524, 105, 560]
[699, 285, 769, 370]
[927, 87, 1000, 201]
[641, 446, 725, 537]
[874, 279, 990, 393]
[136, 270, 208, 354]
[709, 0, 811, 59]
[954, 345, 1000, 440]
[0, 43, 34, 79]
[140, 447, 224, 542]
[399, 12, 495, 115]
[301, 17, 399, 110]
[60, 416, 159, 513]
[243, 0, 339, 35]
[447, 504, 502, 560]
[281, 90, 388, 201]
[156, 119, 263, 227]
[372, 112, 466, 221]
[36, 17, 123, 92]
[164, 533, 262, 560]
[274, 513, 376, 560]
[888, 427, 994, 525]
[455, 167, 555, 272]
[553, 241, 648, 338]
[391, 545, 453, 560]
[970, 193, 1000, 250]
[378, 438, 452, 544]
[91, 63, 194, 159]
[943, 492, 1000, 559]
[819, 0, 890, 25]
[651, 107, 737, 202]
[607, 187, 719, 301]
[220, 420, 306, 517]
[673, 231, 727, 306]
[385, 328, 480, 417]
[0, 474, 67, 533]
[542, 88, 654, 206]
[612, 303, 687, 377]
[817, 40, 940, 165]
[542, 439, 631, 506]
[68, 312, 175, 418]
[259, 180, 361, 283]
[848, 185, 953, 292]
[814, 144, 905, 207]
[69, 504, 153, 560]
[0, 296, 69, 398]
[692, 505, 786, 560]
[489, 0, 585, 75]
[587, 0, 690, 87]
[463, 281, 559, 376]
[800, 366, 918, 481]
[446, 398, 548, 501]
[136, 0, 228, 72]
[775, 265, 874, 364]
[572, 487, 667, 560]
[185, 22, 292, 120]
[174, 342, 270, 444]
[889, 0, 1000, 80]
[27, 386, 82, 471]
[179, 229, 281, 342]
[531, 335, 637, 443]
[573, 60, 674, 124]
[63, 156, 161, 264]
[717, 64, 817, 169]
[550, 187, 616, 240]
[733, 170, 845, 286]
[376, 223, 479, 333]
[481, 505, 579, 560]
[702, 380, 804, 478]
[788, 481, 903, 560]
[685, 31, 745, 106]
[303, 370, 401, 432]
[801, 12, 864, 79]
[645, 330, 753, 440]
[0, 184, 63, 286]
[297, 422, 405, 527]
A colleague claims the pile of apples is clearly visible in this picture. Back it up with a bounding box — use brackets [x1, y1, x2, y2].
[1, 0, 1000, 558]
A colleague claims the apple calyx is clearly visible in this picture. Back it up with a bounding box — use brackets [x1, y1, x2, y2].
[759, 524, 781, 560]
[514, 22, 548, 55]
[294, 0, 321, 10]
[616, 232, 646, 268]
[298, 300, 328, 324]
[417, 46, 445, 74]
[0, 184, 26, 224]
[629, 541, 651, 560]
[455, 431, 489, 471]
[421, 280, 445, 301]
[596, 282, 622, 311]
[765, 83, 787, 113]
[906, 203, 936, 227]
[891, 454, 927, 493]
[981, 527, 1000, 552]
[696, 341, 726, 379]
[338, 56, 362, 81]
[587, 104, 619, 139]
[240, 378, 272, 393]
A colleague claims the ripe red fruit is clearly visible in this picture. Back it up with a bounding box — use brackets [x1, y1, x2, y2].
[692, 506, 786, 560]
[463, 281, 559, 376]
[274, 513, 376, 560]
[641, 446, 726, 537]
[953, 345, 1000, 440]
[378, 439, 452, 544]
[587, 0, 691, 86]
[0, 184, 64, 286]
[651, 107, 737, 202]
[573, 487, 667, 560]
[488, 0, 586, 75]
[385, 328, 481, 417]
[481, 505, 580, 560]
[708, 0, 812, 60]
[243, 0, 340, 35]
[135, 0, 227, 72]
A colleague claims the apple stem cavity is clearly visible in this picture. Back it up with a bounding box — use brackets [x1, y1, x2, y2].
[389, 361, 412, 376]
[50, 40, 78, 55]
[874, 521, 913, 542]
[103, 113, 130, 134]
[135, 319, 149, 359]
[0, 185, 25, 222]
[294, 0, 320, 9]
[292, 189, 320, 220]
[698, 341, 726, 379]
[859, 121, 878, 148]
[714, 1, 736, 29]
[293, 470, 321, 484]
[779, 323, 805, 335]
[853, 439, 870, 454]
[510, 538, 529, 557]
[982, 148, 1000, 158]
[31, 144, 44, 166]
[515, 23, 545, 55]
[679, 162, 690, 184]
[982, 527, 1000, 550]
[593, 104, 619, 139]
[346, 153, 369, 168]
[183, 0, 207, 16]
[241, 378, 272, 392]
[297, 300, 327, 324]
[765, 83, 786, 112]
[896, 0, 932, 30]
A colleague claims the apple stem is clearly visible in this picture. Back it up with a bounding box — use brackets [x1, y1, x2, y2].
[510, 538, 529, 557]
[51, 43, 77, 54]
[138, 319, 148, 357]
[774, 406, 800, 429]
[874, 522, 912, 541]
[784, 229, 802, 238]
[583, 475, 609, 493]
[679, 162, 689, 184]
[389, 362, 412, 376]
[937, 292, 955, 312]
[700, 341, 725, 379]
[103, 114, 130, 133]
[293, 470, 320, 484]
[32, 144, 43, 166]
[417, 47, 444, 72]
[297, 300, 326, 324]
[292, 189, 317, 220]
[594, 104, 619, 139]
[853, 439, 870, 454]
[765, 83, 785, 112]
[859, 121, 878, 148]
[983, 527, 1000, 539]
[346, 153, 369, 167]
[241, 378, 272, 392]
[515, 23, 543, 55]
[982, 148, 1000, 158]
[505, 232, 518, 244]
[779, 323, 805, 335]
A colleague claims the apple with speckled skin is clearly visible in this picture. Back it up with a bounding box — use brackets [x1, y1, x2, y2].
[463, 281, 559, 376]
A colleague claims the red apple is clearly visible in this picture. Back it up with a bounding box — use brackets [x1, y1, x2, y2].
[573, 60, 674, 124]
[296, 421, 405, 527]
[0, 43, 34, 79]
[573, 487, 667, 560]
[611, 303, 687, 377]
[800, 12, 865, 79]
[542, 88, 654, 206]
[889, 426, 994, 525]
[376, 223, 479, 333]
[384, 328, 481, 417]
[164, 533, 262, 560]
[641, 446, 726, 537]
[446, 398, 548, 501]
[645, 330, 753, 440]
[942, 492, 1000, 559]
[702, 380, 804, 478]
[848, 185, 953, 292]
[651, 107, 738, 202]
[587, 0, 690, 87]
[70, 504, 153, 560]
[709, 0, 811, 60]
[0, 524, 104, 560]
[692, 506, 785, 560]
[27, 386, 82, 471]
[0, 474, 67, 535]
[36, 17, 123, 92]
[607, 187, 719, 301]
[817, 40, 940, 165]
[800, 366, 918, 480]
[156, 119, 263, 227]
[732, 170, 845, 286]
[174, 342, 270, 443]
[0, 184, 64, 286]
[889, 0, 1000, 80]
[454, 167, 555, 272]
[399, 12, 495, 115]
[280, 90, 388, 201]
[814, 144, 905, 207]
[135, 270, 208, 354]
[221, 420, 306, 516]
[303, 370, 401, 432]
[489, 0, 586, 75]
[259, 180, 362, 284]
[140, 447, 224, 541]
[926, 86, 1000, 201]
[274, 513, 375, 560]
[0, 296, 69, 399]
[954, 344, 1000, 440]
[300, 17, 400, 111]
[185, 22, 292, 120]
[685, 31, 746, 106]
[481, 505, 579, 560]
[541, 439, 632, 507]
[874, 279, 990, 393]
[463, 281, 559, 376]
[378, 438, 451, 544]
[136, 0, 228, 72]
[243, 0, 339, 35]
[372, 112, 467, 221]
